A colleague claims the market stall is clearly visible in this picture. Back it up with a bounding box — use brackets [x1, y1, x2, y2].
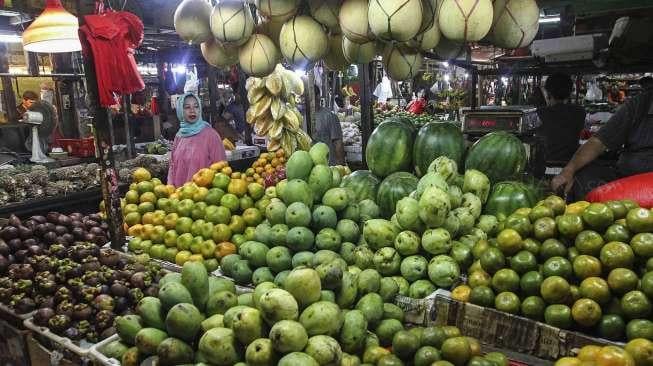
[1, 0, 653, 365]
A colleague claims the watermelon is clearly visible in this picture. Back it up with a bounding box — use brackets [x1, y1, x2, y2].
[484, 181, 539, 220]
[366, 121, 414, 178]
[413, 122, 465, 177]
[464, 131, 527, 183]
[377, 172, 419, 217]
[382, 116, 415, 134]
[340, 170, 381, 202]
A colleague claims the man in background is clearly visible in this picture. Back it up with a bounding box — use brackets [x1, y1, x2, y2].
[313, 86, 345, 165]
[17, 90, 39, 116]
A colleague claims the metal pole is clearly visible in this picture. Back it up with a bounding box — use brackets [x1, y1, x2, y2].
[78, 0, 125, 250]
[307, 69, 316, 138]
[124, 95, 134, 158]
[358, 63, 373, 167]
[471, 68, 479, 110]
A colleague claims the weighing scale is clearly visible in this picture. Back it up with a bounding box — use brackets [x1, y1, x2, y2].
[461, 106, 547, 178]
[461, 106, 541, 137]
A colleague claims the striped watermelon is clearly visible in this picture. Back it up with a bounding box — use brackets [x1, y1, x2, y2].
[413, 122, 465, 176]
[465, 131, 527, 183]
[365, 121, 414, 178]
[484, 181, 539, 220]
[340, 170, 381, 202]
[382, 116, 415, 134]
[377, 172, 419, 217]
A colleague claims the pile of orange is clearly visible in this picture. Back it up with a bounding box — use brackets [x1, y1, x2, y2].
[555, 339, 653, 366]
[248, 149, 286, 186]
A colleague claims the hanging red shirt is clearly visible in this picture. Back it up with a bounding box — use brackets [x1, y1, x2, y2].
[79, 11, 145, 107]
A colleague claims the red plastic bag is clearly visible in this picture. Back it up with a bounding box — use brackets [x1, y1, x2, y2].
[586, 172, 653, 208]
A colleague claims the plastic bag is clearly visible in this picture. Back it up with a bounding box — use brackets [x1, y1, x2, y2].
[585, 81, 603, 102]
[183, 66, 199, 95]
[373, 75, 393, 103]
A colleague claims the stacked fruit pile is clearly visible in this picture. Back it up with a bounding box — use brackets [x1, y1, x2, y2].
[555, 340, 653, 366]
[101, 261, 511, 366]
[123, 166, 270, 272]
[451, 198, 653, 342]
[247, 149, 287, 187]
[0, 237, 162, 343]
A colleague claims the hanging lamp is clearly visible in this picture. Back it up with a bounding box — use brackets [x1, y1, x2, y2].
[22, 0, 82, 53]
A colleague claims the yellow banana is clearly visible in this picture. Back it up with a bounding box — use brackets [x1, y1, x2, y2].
[222, 138, 235, 150]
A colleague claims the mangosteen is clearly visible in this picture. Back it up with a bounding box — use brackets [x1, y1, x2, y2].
[110, 282, 128, 297]
[27, 245, 43, 256]
[23, 220, 36, 230]
[66, 264, 83, 279]
[0, 277, 11, 288]
[12, 279, 33, 293]
[77, 320, 91, 336]
[99, 284, 110, 295]
[42, 232, 57, 245]
[1, 226, 19, 241]
[70, 213, 84, 222]
[13, 249, 28, 263]
[82, 257, 101, 272]
[34, 307, 55, 326]
[99, 326, 116, 340]
[31, 215, 46, 224]
[46, 212, 59, 224]
[100, 222, 109, 231]
[44, 223, 56, 233]
[18, 226, 32, 240]
[98, 249, 120, 267]
[54, 287, 71, 304]
[58, 215, 72, 227]
[84, 219, 99, 228]
[72, 303, 93, 320]
[33, 224, 46, 238]
[80, 286, 99, 303]
[114, 297, 129, 313]
[35, 295, 54, 309]
[116, 258, 128, 270]
[0, 288, 12, 303]
[86, 330, 99, 343]
[7, 214, 21, 227]
[48, 314, 71, 334]
[95, 310, 114, 331]
[15, 297, 36, 314]
[56, 301, 74, 318]
[127, 288, 143, 303]
[23, 238, 37, 248]
[143, 285, 159, 298]
[0, 240, 9, 256]
[82, 272, 100, 286]
[88, 213, 102, 222]
[61, 234, 74, 245]
[84, 233, 96, 243]
[0, 255, 9, 273]
[54, 226, 68, 236]
[7, 238, 22, 252]
[129, 272, 151, 289]
[89, 226, 104, 237]
[71, 227, 85, 240]
[94, 236, 107, 246]
[9, 264, 34, 280]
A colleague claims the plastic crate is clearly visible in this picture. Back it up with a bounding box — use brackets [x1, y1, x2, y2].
[57, 137, 96, 158]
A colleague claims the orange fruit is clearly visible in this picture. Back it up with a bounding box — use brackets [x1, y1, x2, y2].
[255, 167, 265, 174]
[260, 152, 270, 160]
[572, 298, 602, 327]
[141, 212, 155, 225]
[578, 345, 602, 361]
[541, 276, 571, 304]
[231, 172, 242, 179]
[132, 167, 152, 183]
[573, 255, 603, 280]
[595, 346, 635, 366]
[264, 163, 272, 170]
[227, 178, 249, 197]
[192, 168, 215, 187]
[451, 285, 471, 302]
[215, 241, 237, 259]
[221, 166, 233, 175]
[139, 192, 157, 204]
[624, 338, 653, 366]
[276, 149, 285, 157]
[210, 161, 228, 171]
[271, 158, 280, 167]
[497, 228, 523, 256]
[556, 357, 583, 366]
[127, 223, 143, 237]
[579, 277, 611, 305]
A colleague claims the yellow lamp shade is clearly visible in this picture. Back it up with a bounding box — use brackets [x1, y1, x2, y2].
[22, 0, 81, 53]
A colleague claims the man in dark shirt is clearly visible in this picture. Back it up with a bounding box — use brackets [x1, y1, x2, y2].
[313, 86, 345, 165]
[552, 87, 653, 200]
[537, 73, 586, 163]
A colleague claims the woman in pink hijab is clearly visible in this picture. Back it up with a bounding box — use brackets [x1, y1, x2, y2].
[167, 93, 227, 187]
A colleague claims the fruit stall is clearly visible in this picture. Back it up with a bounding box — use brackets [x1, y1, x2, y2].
[1, 0, 653, 365]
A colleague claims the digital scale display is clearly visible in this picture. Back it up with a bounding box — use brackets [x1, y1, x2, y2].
[465, 117, 520, 131]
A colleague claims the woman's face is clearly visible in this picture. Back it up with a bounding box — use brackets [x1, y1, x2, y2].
[183, 96, 200, 123]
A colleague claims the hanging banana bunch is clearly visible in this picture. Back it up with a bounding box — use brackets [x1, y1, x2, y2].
[245, 64, 311, 155]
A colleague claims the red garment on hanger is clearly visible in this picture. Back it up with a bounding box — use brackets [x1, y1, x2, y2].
[79, 11, 145, 107]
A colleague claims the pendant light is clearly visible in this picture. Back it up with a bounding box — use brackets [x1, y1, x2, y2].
[22, 0, 82, 53]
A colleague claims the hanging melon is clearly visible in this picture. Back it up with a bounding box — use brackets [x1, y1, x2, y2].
[210, 2, 254, 46]
[438, 0, 493, 42]
[174, 0, 213, 45]
[407, 19, 441, 51]
[433, 37, 468, 60]
[279, 16, 328, 69]
[257, 18, 285, 48]
[383, 44, 423, 81]
[324, 34, 350, 71]
[342, 36, 377, 64]
[368, 0, 423, 42]
[238, 34, 280, 77]
[201, 38, 238, 68]
[418, 0, 438, 34]
[488, 0, 540, 49]
[339, 0, 375, 44]
[258, 0, 299, 21]
[309, 0, 341, 32]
